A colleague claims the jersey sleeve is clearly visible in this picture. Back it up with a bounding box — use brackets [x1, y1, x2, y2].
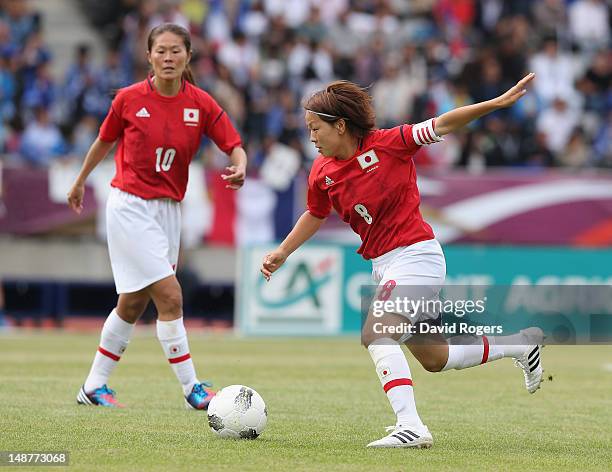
[201, 95, 242, 155]
[379, 118, 444, 160]
[306, 159, 331, 219]
[98, 91, 125, 142]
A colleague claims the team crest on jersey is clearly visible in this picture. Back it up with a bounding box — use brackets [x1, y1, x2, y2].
[325, 176, 335, 187]
[356, 149, 379, 170]
[183, 108, 199, 126]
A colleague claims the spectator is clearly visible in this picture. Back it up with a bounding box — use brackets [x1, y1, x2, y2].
[0, 51, 15, 120]
[0, 0, 610, 173]
[568, 0, 610, 52]
[0, 0, 39, 48]
[529, 36, 578, 107]
[532, 0, 566, 38]
[0, 19, 18, 60]
[557, 128, 590, 167]
[372, 54, 420, 128]
[536, 97, 580, 156]
[83, 48, 131, 121]
[240, 0, 269, 41]
[16, 29, 51, 95]
[20, 106, 65, 167]
[21, 62, 54, 112]
[522, 131, 556, 167]
[297, 6, 327, 43]
[217, 30, 260, 88]
[63, 44, 95, 127]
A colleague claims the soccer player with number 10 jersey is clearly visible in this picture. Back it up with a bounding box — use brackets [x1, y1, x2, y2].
[67, 23, 247, 410]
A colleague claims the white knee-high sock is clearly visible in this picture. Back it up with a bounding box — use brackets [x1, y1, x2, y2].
[84, 309, 135, 392]
[368, 339, 425, 428]
[157, 317, 199, 395]
[442, 333, 528, 371]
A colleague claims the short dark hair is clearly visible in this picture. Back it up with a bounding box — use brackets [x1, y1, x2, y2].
[303, 80, 376, 138]
[147, 23, 195, 85]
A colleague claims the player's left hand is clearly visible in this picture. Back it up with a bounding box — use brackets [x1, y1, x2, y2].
[495, 72, 535, 108]
[221, 165, 246, 190]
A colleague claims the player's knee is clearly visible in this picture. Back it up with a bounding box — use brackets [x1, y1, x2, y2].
[158, 291, 183, 316]
[118, 298, 148, 322]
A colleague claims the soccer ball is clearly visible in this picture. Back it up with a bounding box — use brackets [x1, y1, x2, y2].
[207, 385, 267, 439]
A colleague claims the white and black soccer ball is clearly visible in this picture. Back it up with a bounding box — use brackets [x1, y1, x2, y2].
[207, 385, 267, 439]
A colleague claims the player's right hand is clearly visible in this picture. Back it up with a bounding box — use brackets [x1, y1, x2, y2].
[261, 250, 288, 281]
[67, 183, 85, 214]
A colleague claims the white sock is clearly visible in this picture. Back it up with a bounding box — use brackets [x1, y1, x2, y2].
[368, 339, 425, 428]
[442, 333, 527, 371]
[157, 317, 199, 395]
[84, 309, 135, 392]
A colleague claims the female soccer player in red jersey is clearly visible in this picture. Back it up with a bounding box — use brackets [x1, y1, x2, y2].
[261, 74, 545, 448]
[67, 24, 247, 409]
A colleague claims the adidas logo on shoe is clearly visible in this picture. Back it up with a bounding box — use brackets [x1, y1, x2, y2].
[136, 107, 150, 118]
[367, 424, 433, 448]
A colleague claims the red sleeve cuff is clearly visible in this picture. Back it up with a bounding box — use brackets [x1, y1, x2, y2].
[307, 209, 329, 220]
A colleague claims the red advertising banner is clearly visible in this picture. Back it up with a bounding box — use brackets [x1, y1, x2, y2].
[1, 166, 611, 247]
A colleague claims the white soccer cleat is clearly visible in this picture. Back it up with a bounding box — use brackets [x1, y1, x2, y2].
[366, 424, 433, 449]
[514, 327, 545, 394]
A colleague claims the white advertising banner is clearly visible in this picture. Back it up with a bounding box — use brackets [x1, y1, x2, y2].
[237, 245, 344, 335]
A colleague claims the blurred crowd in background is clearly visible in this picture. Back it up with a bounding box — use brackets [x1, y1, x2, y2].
[0, 0, 610, 172]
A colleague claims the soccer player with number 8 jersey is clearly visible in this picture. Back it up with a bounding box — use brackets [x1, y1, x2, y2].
[67, 24, 247, 410]
[261, 75, 545, 448]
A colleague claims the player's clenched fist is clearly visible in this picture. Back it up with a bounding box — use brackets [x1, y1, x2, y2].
[260, 250, 288, 281]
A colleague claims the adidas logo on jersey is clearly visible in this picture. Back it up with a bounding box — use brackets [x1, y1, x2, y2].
[325, 176, 335, 186]
[136, 107, 150, 118]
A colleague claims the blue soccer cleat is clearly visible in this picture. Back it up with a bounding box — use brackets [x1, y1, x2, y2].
[185, 381, 216, 410]
[77, 384, 125, 408]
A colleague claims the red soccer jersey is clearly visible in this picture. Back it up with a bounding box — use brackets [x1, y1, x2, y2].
[307, 124, 436, 259]
[99, 77, 242, 201]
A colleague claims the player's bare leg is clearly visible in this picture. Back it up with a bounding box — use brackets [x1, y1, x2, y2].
[77, 290, 148, 407]
[148, 275, 215, 409]
[116, 290, 151, 323]
[404, 332, 449, 372]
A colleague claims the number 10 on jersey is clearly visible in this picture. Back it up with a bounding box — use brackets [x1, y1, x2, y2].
[155, 147, 176, 172]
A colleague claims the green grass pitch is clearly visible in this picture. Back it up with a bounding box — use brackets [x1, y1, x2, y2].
[1, 332, 611, 471]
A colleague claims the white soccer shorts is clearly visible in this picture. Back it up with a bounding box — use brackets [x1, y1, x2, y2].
[106, 187, 180, 294]
[371, 238, 446, 325]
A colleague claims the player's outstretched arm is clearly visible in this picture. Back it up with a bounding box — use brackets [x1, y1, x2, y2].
[260, 211, 326, 281]
[67, 137, 116, 214]
[434, 72, 535, 136]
